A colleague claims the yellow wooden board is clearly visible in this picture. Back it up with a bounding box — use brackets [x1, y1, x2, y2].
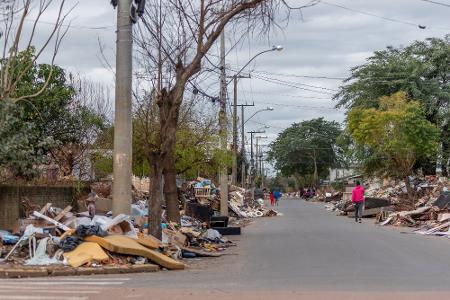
[64, 242, 109, 268]
[85, 235, 185, 270]
[136, 236, 161, 250]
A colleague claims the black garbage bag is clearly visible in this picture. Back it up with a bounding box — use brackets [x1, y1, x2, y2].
[75, 225, 107, 238]
[60, 236, 82, 252]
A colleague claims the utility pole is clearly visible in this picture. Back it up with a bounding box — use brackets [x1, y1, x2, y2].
[111, 0, 144, 216]
[237, 102, 255, 188]
[248, 130, 265, 189]
[112, 0, 133, 216]
[218, 29, 228, 216]
[230, 75, 250, 186]
[261, 159, 265, 188]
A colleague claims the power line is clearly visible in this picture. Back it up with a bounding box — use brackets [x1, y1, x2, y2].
[320, 0, 443, 30]
[240, 91, 333, 100]
[252, 74, 336, 95]
[419, 0, 450, 8]
[257, 101, 343, 111]
[250, 70, 347, 80]
[25, 18, 113, 31]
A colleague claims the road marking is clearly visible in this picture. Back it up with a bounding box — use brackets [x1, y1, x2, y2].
[5, 277, 131, 281]
[0, 290, 99, 294]
[0, 277, 129, 300]
[0, 296, 88, 300]
[0, 285, 101, 291]
[3, 281, 125, 285]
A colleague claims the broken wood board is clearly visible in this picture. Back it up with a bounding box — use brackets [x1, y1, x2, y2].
[162, 229, 187, 247]
[54, 206, 73, 222]
[32, 211, 70, 231]
[136, 236, 161, 250]
[39, 203, 52, 215]
[64, 242, 109, 268]
[438, 213, 450, 223]
[85, 235, 185, 270]
[380, 206, 432, 226]
[181, 246, 222, 257]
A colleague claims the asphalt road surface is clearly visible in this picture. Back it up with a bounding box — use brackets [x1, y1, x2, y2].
[4, 198, 450, 300]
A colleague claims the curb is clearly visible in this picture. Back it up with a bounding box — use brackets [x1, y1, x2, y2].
[0, 264, 159, 279]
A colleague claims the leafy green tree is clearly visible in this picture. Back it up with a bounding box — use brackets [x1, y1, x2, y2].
[0, 48, 106, 179]
[0, 101, 52, 179]
[348, 92, 440, 205]
[335, 36, 450, 175]
[267, 118, 342, 186]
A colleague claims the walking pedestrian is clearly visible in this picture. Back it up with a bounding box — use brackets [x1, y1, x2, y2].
[270, 191, 275, 206]
[274, 190, 281, 206]
[352, 181, 365, 223]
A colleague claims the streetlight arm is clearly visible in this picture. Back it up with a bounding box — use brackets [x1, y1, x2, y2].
[234, 49, 274, 78]
[244, 108, 274, 125]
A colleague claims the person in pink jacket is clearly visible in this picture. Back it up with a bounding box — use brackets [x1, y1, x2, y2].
[352, 181, 365, 223]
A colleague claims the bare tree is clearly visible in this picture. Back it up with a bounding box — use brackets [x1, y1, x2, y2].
[0, 0, 71, 103]
[47, 74, 112, 179]
[135, 0, 318, 236]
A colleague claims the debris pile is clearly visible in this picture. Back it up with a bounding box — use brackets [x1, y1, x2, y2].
[0, 202, 234, 271]
[182, 177, 281, 219]
[0, 176, 279, 275]
[321, 176, 449, 229]
[377, 177, 449, 228]
[0, 203, 185, 270]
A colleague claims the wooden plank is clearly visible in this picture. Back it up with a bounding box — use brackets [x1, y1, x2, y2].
[39, 203, 52, 214]
[181, 246, 222, 257]
[53, 205, 72, 222]
[32, 211, 70, 231]
[85, 235, 185, 270]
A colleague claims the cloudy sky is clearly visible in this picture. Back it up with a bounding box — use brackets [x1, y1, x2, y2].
[23, 0, 450, 171]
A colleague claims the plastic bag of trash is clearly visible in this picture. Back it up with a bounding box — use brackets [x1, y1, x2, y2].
[131, 204, 148, 217]
[0, 230, 19, 245]
[75, 225, 107, 238]
[205, 228, 221, 240]
[25, 237, 61, 265]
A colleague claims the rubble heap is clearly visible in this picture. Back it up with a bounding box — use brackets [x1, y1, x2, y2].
[0, 177, 279, 274]
[321, 176, 450, 232]
[182, 177, 281, 220]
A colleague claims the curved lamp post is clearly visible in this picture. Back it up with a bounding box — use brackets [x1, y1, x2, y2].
[232, 46, 283, 187]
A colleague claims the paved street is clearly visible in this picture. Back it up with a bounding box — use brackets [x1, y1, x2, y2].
[4, 198, 450, 299]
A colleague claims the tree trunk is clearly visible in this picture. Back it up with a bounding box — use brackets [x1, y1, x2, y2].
[442, 122, 450, 177]
[148, 156, 163, 239]
[312, 151, 318, 187]
[403, 176, 415, 209]
[158, 88, 183, 224]
[163, 155, 180, 223]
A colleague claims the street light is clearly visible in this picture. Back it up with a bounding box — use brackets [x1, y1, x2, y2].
[244, 107, 274, 125]
[231, 46, 283, 187]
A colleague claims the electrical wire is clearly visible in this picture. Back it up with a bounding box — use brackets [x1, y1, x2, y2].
[250, 70, 347, 80]
[419, 0, 450, 8]
[252, 74, 336, 95]
[256, 101, 344, 111]
[320, 0, 450, 30]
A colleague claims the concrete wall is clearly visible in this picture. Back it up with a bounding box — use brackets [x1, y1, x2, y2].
[0, 185, 86, 230]
[329, 168, 356, 183]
